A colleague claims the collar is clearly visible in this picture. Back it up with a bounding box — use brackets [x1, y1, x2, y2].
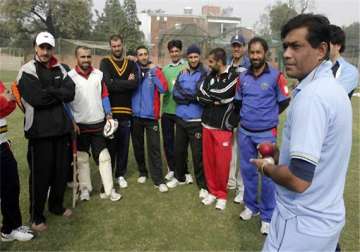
[293, 60, 332, 96]
[75, 65, 94, 79]
[168, 59, 185, 67]
[246, 63, 270, 77]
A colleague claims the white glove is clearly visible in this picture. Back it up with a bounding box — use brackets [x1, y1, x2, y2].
[103, 119, 119, 139]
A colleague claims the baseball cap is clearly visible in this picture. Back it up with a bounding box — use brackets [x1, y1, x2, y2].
[231, 34, 246, 46]
[35, 32, 55, 47]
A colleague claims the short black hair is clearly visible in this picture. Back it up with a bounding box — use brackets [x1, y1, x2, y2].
[109, 34, 123, 45]
[248, 37, 269, 53]
[136, 45, 148, 55]
[75, 45, 91, 56]
[167, 40, 182, 51]
[329, 24, 346, 53]
[208, 48, 227, 65]
[281, 14, 331, 59]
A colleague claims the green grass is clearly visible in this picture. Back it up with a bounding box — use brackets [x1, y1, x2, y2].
[0, 71, 359, 251]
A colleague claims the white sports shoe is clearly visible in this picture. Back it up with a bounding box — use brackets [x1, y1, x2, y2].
[215, 199, 227, 211]
[100, 189, 122, 201]
[166, 178, 185, 188]
[137, 176, 147, 184]
[239, 207, 259, 221]
[185, 173, 193, 184]
[165, 171, 174, 180]
[80, 189, 90, 201]
[117, 176, 128, 188]
[199, 189, 209, 199]
[1, 226, 34, 242]
[233, 191, 244, 204]
[157, 184, 169, 193]
[260, 221, 270, 235]
[201, 193, 216, 205]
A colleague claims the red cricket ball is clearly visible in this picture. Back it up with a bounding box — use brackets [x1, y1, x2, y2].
[258, 142, 275, 158]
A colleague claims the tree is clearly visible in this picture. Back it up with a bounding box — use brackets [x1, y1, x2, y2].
[269, 2, 298, 38]
[288, 0, 315, 14]
[93, 0, 144, 51]
[123, 0, 144, 51]
[92, 0, 128, 40]
[0, 0, 93, 42]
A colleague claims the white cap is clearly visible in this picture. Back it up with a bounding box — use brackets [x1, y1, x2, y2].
[35, 32, 55, 47]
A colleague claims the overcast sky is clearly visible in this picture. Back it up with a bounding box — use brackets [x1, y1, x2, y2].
[93, 0, 359, 28]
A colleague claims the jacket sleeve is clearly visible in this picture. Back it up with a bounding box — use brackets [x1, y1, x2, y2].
[150, 67, 168, 94]
[100, 59, 138, 93]
[196, 74, 214, 106]
[173, 73, 192, 105]
[46, 74, 75, 103]
[101, 78, 112, 115]
[18, 72, 73, 108]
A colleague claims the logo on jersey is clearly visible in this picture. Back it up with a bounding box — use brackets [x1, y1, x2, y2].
[260, 82, 270, 90]
[152, 125, 159, 131]
[195, 132, 202, 139]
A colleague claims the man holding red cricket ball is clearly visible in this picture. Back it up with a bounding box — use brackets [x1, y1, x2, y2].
[234, 37, 290, 235]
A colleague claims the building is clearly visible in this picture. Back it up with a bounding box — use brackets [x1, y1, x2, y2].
[138, 5, 255, 64]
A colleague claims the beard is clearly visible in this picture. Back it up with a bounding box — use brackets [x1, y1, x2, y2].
[112, 50, 123, 59]
[251, 58, 266, 69]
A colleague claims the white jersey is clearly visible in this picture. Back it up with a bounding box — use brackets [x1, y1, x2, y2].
[68, 68, 105, 125]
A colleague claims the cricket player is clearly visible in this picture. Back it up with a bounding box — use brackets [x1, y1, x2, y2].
[131, 46, 169, 192]
[197, 48, 239, 210]
[17, 32, 75, 232]
[166, 44, 208, 199]
[0, 81, 34, 241]
[162, 39, 192, 183]
[252, 14, 352, 251]
[68, 46, 121, 202]
[235, 37, 290, 235]
[100, 34, 138, 189]
[227, 34, 251, 204]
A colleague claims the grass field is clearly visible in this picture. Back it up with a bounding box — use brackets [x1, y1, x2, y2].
[0, 70, 359, 251]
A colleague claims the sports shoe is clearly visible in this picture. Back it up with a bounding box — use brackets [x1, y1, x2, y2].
[100, 189, 122, 201]
[239, 207, 259, 221]
[156, 184, 169, 193]
[165, 171, 174, 180]
[233, 191, 244, 204]
[215, 199, 227, 211]
[185, 173, 193, 184]
[201, 193, 216, 205]
[260, 221, 270, 235]
[137, 176, 147, 184]
[166, 178, 185, 188]
[117, 176, 128, 188]
[199, 189, 209, 199]
[1, 226, 34, 242]
[80, 189, 90, 201]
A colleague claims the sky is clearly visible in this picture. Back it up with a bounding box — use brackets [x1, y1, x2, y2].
[93, 0, 360, 29]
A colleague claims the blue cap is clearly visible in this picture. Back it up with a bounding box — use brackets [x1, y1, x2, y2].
[231, 34, 246, 45]
[186, 44, 201, 55]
